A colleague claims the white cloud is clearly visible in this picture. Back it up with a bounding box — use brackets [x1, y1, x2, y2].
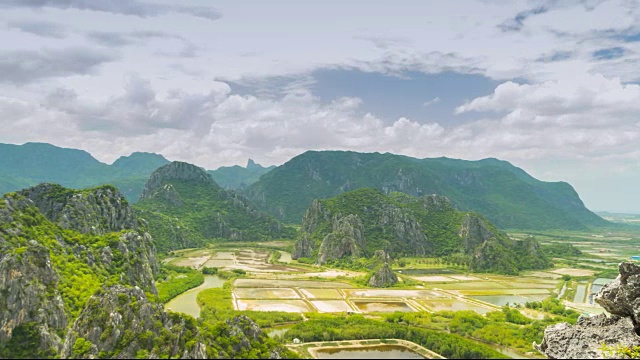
[2, 1, 640, 211]
[423, 97, 441, 107]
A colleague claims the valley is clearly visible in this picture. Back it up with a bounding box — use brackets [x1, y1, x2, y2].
[155, 226, 637, 359]
[1, 150, 638, 359]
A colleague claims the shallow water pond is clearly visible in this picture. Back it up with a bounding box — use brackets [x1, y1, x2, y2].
[236, 299, 312, 312]
[165, 275, 224, 318]
[315, 345, 424, 359]
[421, 299, 492, 314]
[353, 301, 414, 313]
[470, 294, 547, 307]
[278, 251, 292, 263]
[574, 284, 587, 303]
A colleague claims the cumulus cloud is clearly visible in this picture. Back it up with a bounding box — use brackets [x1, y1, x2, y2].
[1, 0, 222, 21]
[0, 47, 116, 84]
[44, 75, 231, 135]
[453, 73, 640, 159]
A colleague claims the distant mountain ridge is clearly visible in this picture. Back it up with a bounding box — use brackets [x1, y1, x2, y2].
[0, 143, 608, 231]
[0, 143, 171, 201]
[208, 159, 275, 190]
[0, 143, 272, 202]
[244, 150, 608, 230]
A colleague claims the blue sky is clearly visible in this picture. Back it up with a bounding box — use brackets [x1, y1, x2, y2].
[1, 0, 640, 212]
[229, 69, 503, 127]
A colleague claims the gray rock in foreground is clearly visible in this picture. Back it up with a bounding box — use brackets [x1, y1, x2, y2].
[534, 262, 640, 359]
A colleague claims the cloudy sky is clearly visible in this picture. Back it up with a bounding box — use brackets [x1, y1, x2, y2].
[1, 0, 640, 213]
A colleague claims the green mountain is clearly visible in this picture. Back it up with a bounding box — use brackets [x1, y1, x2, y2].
[293, 188, 551, 274]
[208, 159, 275, 190]
[134, 161, 295, 252]
[0, 143, 169, 202]
[0, 183, 289, 358]
[244, 150, 608, 230]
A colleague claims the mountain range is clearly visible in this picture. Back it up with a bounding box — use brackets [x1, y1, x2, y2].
[244, 150, 608, 230]
[0, 142, 272, 204]
[0, 143, 608, 231]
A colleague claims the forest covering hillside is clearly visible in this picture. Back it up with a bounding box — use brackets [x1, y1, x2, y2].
[293, 188, 551, 274]
[134, 161, 295, 251]
[0, 183, 291, 358]
[245, 150, 608, 230]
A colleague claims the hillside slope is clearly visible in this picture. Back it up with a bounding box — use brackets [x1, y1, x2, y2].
[292, 188, 551, 274]
[0, 143, 170, 202]
[245, 150, 608, 230]
[135, 161, 294, 251]
[0, 183, 290, 358]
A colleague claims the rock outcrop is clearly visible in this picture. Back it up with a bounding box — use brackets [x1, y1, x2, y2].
[293, 188, 548, 274]
[459, 214, 495, 252]
[136, 161, 289, 251]
[596, 262, 640, 335]
[140, 162, 218, 200]
[20, 183, 139, 234]
[1, 185, 290, 358]
[534, 262, 640, 359]
[317, 214, 366, 264]
[0, 241, 67, 354]
[0, 188, 158, 356]
[368, 262, 398, 287]
[61, 286, 207, 359]
[292, 234, 314, 259]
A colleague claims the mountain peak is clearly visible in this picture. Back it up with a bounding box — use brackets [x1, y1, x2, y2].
[112, 152, 170, 172]
[140, 161, 218, 200]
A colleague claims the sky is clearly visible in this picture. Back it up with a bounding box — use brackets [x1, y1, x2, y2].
[1, 0, 640, 213]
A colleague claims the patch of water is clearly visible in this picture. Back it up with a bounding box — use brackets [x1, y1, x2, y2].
[315, 345, 425, 359]
[574, 284, 586, 303]
[165, 275, 224, 318]
[471, 294, 547, 307]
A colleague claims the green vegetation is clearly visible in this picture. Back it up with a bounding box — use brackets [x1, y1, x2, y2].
[134, 163, 296, 252]
[524, 297, 580, 321]
[0, 322, 56, 359]
[155, 264, 205, 303]
[600, 343, 640, 359]
[0, 192, 156, 318]
[541, 242, 583, 257]
[301, 188, 551, 274]
[202, 266, 218, 274]
[385, 304, 578, 356]
[285, 313, 508, 359]
[197, 282, 303, 327]
[244, 150, 609, 230]
[0, 142, 170, 202]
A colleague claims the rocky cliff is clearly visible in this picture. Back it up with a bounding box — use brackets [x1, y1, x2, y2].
[135, 161, 292, 252]
[317, 214, 366, 264]
[534, 262, 640, 359]
[140, 161, 218, 200]
[368, 262, 398, 287]
[20, 183, 140, 234]
[293, 188, 550, 274]
[0, 184, 289, 359]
